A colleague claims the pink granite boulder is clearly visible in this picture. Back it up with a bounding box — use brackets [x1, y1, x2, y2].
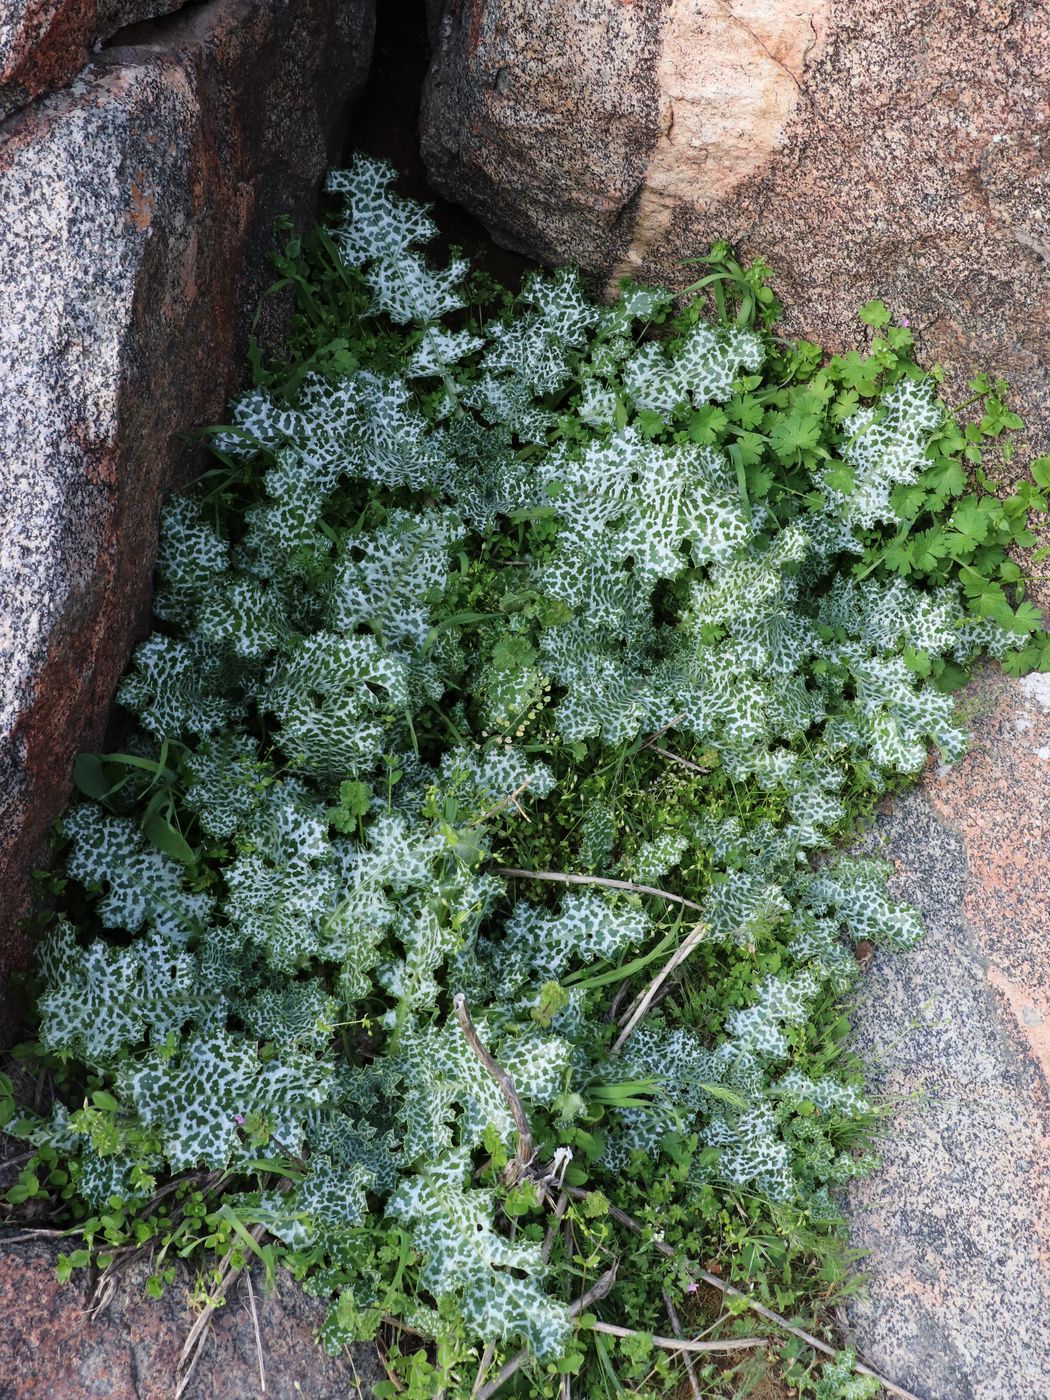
[0, 1235, 381, 1397]
[0, 1, 193, 121]
[846, 667, 1050, 1398]
[0, 0, 374, 1028]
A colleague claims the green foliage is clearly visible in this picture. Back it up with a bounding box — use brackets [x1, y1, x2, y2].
[12, 153, 1049, 1397]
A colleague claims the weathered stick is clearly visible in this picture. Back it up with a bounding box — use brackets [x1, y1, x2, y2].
[663, 1287, 702, 1398]
[478, 780, 533, 824]
[175, 1224, 268, 1398]
[470, 1341, 496, 1398]
[495, 868, 705, 916]
[541, 1191, 570, 1264]
[640, 713, 688, 749]
[245, 1269, 267, 1395]
[453, 993, 533, 1183]
[0, 1227, 72, 1244]
[590, 1320, 767, 1354]
[650, 745, 711, 775]
[611, 922, 709, 1055]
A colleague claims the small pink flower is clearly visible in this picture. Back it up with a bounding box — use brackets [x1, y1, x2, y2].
[686, 1282, 699, 1294]
[233, 1113, 245, 1126]
[900, 316, 910, 327]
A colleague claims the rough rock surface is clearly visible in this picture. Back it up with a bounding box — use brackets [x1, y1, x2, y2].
[0, 0, 190, 121]
[846, 666, 1050, 1398]
[421, 0, 1050, 438]
[0, 1236, 380, 1397]
[0, 0, 374, 1026]
[423, 0, 667, 270]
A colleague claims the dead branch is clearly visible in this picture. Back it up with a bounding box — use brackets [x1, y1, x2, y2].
[470, 1341, 495, 1397]
[650, 745, 711, 775]
[640, 713, 688, 749]
[0, 1227, 72, 1244]
[245, 1268, 266, 1394]
[590, 1320, 766, 1353]
[611, 921, 709, 1055]
[478, 780, 533, 824]
[663, 1287, 702, 1399]
[376, 1335, 403, 1393]
[495, 868, 705, 915]
[453, 994, 533, 1184]
[540, 1191, 569, 1264]
[175, 1224, 268, 1399]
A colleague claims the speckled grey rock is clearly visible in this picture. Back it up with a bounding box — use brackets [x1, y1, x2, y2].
[421, 0, 666, 271]
[845, 668, 1050, 1399]
[0, 0, 375, 1028]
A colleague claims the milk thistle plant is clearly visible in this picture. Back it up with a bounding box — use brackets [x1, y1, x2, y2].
[5, 155, 1050, 1397]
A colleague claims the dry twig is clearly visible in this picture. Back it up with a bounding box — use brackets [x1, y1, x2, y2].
[245, 1268, 266, 1394]
[175, 1223, 268, 1398]
[376, 1336, 403, 1393]
[650, 745, 711, 775]
[478, 780, 532, 824]
[663, 1287, 702, 1399]
[381, 1316, 427, 1341]
[453, 994, 533, 1184]
[540, 1191, 569, 1264]
[470, 1341, 496, 1397]
[0, 1149, 36, 1174]
[88, 1265, 124, 1321]
[640, 713, 688, 749]
[0, 1227, 71, 1245]
[495, 868, 704, 915]
[590, 1320, 766, 1354]
[611, 921, 709, 1055]
[604, 980, 632, 1024]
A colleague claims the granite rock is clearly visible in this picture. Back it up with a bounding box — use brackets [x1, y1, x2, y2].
[0, 0, 191, 121]
[421, 1, 1050, 438]
[845, 666, 1050, 1399]
[422, 0, 667, 271]
[0, 1236, 380, 1397]
[0, 0, 375, 1028]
